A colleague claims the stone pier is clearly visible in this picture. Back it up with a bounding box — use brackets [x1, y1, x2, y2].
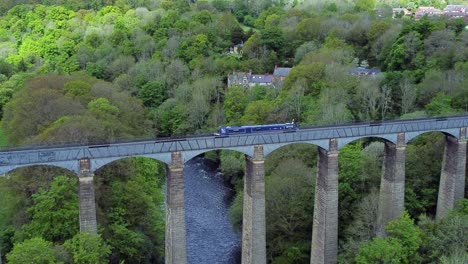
[311, 139, 339, 264]
[455, 128, 467, 204]
[436, 130, 467, 220]
[242, 145, 266, 264]
[165, 152, 187, 264]
[78, 158, 97, 233]
[377, 133, 406, 236]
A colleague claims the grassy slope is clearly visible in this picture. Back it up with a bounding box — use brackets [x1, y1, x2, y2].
[0, 128, 8, 148]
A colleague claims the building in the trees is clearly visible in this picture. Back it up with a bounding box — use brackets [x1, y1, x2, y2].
[227, 66, 292, 88]
[392, 8, 412, 18]
[392, 5, 468, 21]
[226, 42, 244, 55]
[443, 5, 468, 23]
[273, 65, 292, 81]
[349, 67, 381, 78]
[415, 7, 444, 20]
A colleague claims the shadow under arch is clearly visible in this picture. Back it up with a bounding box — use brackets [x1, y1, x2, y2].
[404, 131, 448, 218]
[92, 156, 167, 264]
[337, 135, 398, 150]
[91, 154, 171, 174]
[0, 161, 80, 176]
[334, 137, 387, 246]
[262, 143, 318, 263]
[0, 164, 81, 256]
[3, 164, 77, 179]
[0, 165, 79, 204]
[405, 129, 460, 144]
[182, 147, 253, 164]
[264, 142, 320, 174]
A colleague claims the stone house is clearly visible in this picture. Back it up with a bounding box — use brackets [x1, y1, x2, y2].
[415, 7, 444, 20]
[443, 5, 468, 23]
[227, 65, 292, 88]
[349, 67, 381, 78]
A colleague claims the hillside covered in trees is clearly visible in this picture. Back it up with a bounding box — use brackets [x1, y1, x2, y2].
[0, 0, 467, 263]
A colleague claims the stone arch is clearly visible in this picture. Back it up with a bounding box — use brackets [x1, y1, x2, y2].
[90, 155, 167, 260]
[405, 129, 460, 144]
[337, 134, 398, 150]
[325, 134, 407, 237]
[91, 153, 172, 173]
[404, 130, 466, 220]
[0, 161, 79, 176]
[263, 141, 329, 158]
[182, 146, 253, 164]
[1, 163, 78, 177]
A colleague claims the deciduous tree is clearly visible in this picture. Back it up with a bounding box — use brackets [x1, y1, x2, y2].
[21, 176, 78, 244]
[64, 233, 111, 264]
[6, 237, 56, 264]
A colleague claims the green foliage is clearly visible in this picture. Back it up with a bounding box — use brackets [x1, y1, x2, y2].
[220, 150, 245, 185]
[440, 251, 468, 264]
[228, 190, 243, 232]
[356, 211, 422, 263]
[240, 100, 273, 124]
[294, 41, 319, 64]
[0, 60, 14, 78]
[405, 133, 444, 218]
[0, 128, 7, 147]
[192, 10, 212, 25]
[64, 80, 92, 98]
[418, 200, 468, 262]
[88, 97, 120, 117]
[177, 33, 210, 63]
[266, 158, 314, 263]
[356, 237, 405, 263]
[354, 0, 375, 12]
[151, 98, 188, 137]
[260, 27, 285, 54]
[138, 81, 167, 108]
[21, 176, 79, 244]
[6, 237, 57, 264]
[425, 93, 459, 116]
[282, 63, 326, 95]
[1, 74, 149, 145]
[0, 3, 467, 263]
[386, 211, 422, 262]
[63, 233, 111, 264]
[95, 158, 165, 263]
[224, 85, 247, 125]
[0, 178, 21, 255]
[262, 144, 317, 262]
[338, 143, 364, 230]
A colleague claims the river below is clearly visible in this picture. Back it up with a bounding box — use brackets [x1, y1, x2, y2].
[184, 156, 241, 264]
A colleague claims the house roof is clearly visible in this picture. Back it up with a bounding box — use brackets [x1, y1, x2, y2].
[250, 74, 274, 83]
[273, 67, 292, 77]
[349, 67, 381, 75]
[444, 5, 467, 12]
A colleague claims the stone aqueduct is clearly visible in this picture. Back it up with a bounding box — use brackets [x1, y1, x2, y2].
[0, 115, 467, 264]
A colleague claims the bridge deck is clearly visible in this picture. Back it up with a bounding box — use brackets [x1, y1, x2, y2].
[0, 115, 466, 174]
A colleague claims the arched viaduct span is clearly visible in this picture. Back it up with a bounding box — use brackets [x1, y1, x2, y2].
[0, 115, 467, 264]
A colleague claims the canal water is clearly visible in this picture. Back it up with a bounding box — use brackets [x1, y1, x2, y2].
[184, 156, 241, 264]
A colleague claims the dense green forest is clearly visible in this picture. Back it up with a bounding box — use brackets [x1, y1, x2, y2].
[0, 0, 467, 263]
